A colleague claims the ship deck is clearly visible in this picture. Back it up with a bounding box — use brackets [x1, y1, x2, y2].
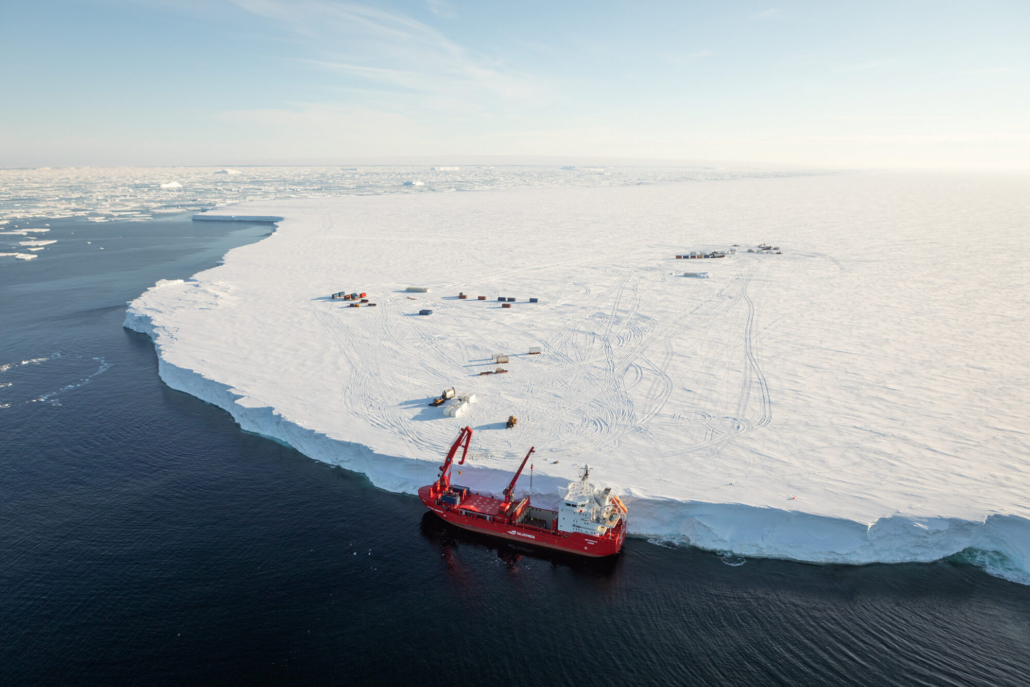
[459, 494, 505, 516]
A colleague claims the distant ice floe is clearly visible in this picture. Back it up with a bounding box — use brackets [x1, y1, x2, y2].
[0, 356, 51, 374]
[0, 165, 817, 225]
[19, 239, 57, 247]
[1, 228, 49, 235]
[0, 253, 38, 260]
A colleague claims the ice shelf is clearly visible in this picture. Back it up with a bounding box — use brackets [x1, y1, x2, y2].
[125, 173, 1030, 584]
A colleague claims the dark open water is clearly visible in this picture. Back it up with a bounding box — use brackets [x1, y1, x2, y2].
[2, 216, 1029, 686]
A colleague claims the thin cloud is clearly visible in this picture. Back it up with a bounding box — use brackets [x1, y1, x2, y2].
[753, 8, 781, 18]
[839, 60, 893, 72]
[769, 133, 1030, 145]
[229, 0, 545, 106]
[425, 0, 452, 17]
[956, 67, 1013, 75]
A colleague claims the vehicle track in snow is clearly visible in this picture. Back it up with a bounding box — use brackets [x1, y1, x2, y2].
[616, 258, 770, 458]
[740, 270, 772, 428]
[553, 259, 756, 457]
[311, 250, 772, 466]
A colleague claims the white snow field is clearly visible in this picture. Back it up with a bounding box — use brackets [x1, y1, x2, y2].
[125, 172, 1030, 583]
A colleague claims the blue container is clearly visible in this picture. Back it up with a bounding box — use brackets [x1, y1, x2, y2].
[419, 309, 433, 316]
[497, 296, 505, 301]
[507, 297, 515, 302]
[529, 298, 538, 303]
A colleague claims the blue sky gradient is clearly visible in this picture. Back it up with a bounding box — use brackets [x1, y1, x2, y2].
[2, 0, 1027, 167]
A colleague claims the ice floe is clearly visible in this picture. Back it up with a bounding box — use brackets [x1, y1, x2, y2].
[124, 172, 1030, 583]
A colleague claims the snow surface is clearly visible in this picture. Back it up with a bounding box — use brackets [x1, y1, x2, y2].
[124, 172, 1030, 583]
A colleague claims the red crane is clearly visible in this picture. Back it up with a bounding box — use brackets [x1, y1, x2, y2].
[502, 446, 535, 504]
[435, 426, 473, 493]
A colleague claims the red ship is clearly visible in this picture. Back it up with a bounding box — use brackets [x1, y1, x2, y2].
[418, 427, 628, 557]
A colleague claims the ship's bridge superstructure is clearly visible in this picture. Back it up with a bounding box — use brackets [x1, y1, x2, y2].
[558, 465, 628, 535]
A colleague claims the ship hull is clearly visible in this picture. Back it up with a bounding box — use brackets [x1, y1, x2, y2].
[419, 486, 625, 557]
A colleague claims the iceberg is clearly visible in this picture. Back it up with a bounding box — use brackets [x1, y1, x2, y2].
[124, 174, 1030, 583]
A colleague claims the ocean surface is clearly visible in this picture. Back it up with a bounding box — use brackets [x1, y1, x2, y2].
[2, 213, 1030, 685]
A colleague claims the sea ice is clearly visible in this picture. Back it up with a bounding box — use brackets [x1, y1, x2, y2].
[0, 165, 805, 225]
[124, 172, 1030, 582]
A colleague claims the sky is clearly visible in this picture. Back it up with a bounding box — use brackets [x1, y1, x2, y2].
[1, 0, 1028, 169]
